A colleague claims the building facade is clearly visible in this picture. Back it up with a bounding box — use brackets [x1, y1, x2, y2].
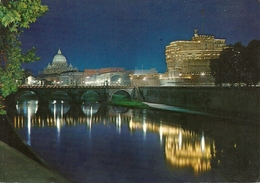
[38, 48, 78, 84]
[130, 68, 160, 86]
[59, 71, 86, 86]
[83, 68, 131, 86]
[39, 48, 78, 75]
[162, 29, 227, 85]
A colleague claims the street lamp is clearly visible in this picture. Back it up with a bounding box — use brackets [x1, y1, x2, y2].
[118, 78, 121, 85]
[143, 77, 146, 86]
[200, 72, 205, 85]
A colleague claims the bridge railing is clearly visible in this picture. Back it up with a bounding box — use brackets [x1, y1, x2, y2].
[18, 85, 134, 89]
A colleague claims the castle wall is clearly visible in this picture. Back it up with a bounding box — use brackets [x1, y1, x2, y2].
[165, 30, 227, 84]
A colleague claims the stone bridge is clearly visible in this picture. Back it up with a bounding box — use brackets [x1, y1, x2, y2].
[8, 85, 140, 106]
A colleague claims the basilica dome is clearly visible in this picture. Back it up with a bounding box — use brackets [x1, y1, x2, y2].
[40, 47, 78, 75]
[52, 48, 67, 64]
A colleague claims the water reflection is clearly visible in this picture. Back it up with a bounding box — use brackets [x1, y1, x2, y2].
[8, 99, 259, 182]
[81, 102, 100, 115]
[129, 120, 213, 173]
[15, 100, 38, 145]
[13, 99, 213, 174]
[48, 100, 70, 139]
[81, 103, 101, 132]
[49, 100, 70, 116]
[111, 106, 129, 114]
[16, 100, 38, 115]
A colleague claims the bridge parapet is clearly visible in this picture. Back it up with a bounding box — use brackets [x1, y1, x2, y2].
[18, 85, 133, 89]
[15, 85, 135, 104]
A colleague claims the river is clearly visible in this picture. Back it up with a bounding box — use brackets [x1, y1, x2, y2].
[6, 99, 260, 182]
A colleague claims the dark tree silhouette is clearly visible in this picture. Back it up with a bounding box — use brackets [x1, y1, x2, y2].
[245, 40, 260, 86]
[210, 40, 260, 87]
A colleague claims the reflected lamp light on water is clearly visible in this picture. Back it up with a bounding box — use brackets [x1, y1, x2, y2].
[142, 122, 147, 133]
[201, 133, 205, 152]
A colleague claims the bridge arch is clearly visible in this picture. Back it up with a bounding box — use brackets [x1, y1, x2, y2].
[110, 89, 132, 101]
[80, 90, 103, 103]
[15, 90, 38, 101]
[49, 90, 71, 101]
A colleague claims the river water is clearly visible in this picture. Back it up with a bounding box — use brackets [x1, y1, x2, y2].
[7, 99, 260, 182]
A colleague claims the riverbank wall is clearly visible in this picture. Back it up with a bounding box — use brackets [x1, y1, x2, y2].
[138, 86, 260, 121]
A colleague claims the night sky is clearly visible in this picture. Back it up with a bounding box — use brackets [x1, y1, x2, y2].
[21, 0, 260, 75]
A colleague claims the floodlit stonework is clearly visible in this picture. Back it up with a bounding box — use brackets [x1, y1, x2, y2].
[39, 48, 78, 75]
[130, 68, 160, 86]
[162, 29, 227, 85]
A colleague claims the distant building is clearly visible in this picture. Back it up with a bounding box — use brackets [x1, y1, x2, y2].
[83, 68, 130, 86]
[25, 76, 39, 85]
[59, 71, 86, 86]
[38, 48, 78, 84]
[40, 48, 78, 74]
[162, 29, 227, 85]
[130, 68, 159, 86]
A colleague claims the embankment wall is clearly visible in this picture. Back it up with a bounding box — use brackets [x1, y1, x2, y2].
[139, 86, 260, 121]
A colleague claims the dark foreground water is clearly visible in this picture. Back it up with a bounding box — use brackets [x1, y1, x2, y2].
[6, 99, 260, 182]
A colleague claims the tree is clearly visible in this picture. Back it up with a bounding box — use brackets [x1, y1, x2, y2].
[244, 40, 260, 86]
[0, 0, 48, 113]
[210, 56, 226, 87]
[210, 40, 260, 87]
[210, 44, 245, 86]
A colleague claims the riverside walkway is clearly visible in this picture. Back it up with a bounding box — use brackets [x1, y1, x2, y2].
[0, 115, 71, 183]
[0, 141, 71, 183]
[143, 102, 205, 115]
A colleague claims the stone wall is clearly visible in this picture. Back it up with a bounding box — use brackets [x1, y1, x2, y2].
[139, 86, 260, 121]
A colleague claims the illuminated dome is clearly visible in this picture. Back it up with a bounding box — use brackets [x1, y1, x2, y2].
[40, 47, 78, 75]
[52, 48, 67, 64]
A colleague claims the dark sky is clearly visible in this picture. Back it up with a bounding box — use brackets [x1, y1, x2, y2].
[21, 0, 260, 74]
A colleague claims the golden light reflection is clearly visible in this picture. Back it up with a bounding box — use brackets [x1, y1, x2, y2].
[165, 134, 211, 173]
[129, 120, 214, 174]
[13, 104, 214, 174]
[13, 106, 132, 129]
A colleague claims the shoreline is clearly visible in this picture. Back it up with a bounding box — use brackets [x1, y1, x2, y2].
[0, 115, 71, 182]
[143, 102, 259, 124]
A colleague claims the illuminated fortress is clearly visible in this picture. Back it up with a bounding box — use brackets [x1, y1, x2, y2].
[162, 29, 227, 85]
